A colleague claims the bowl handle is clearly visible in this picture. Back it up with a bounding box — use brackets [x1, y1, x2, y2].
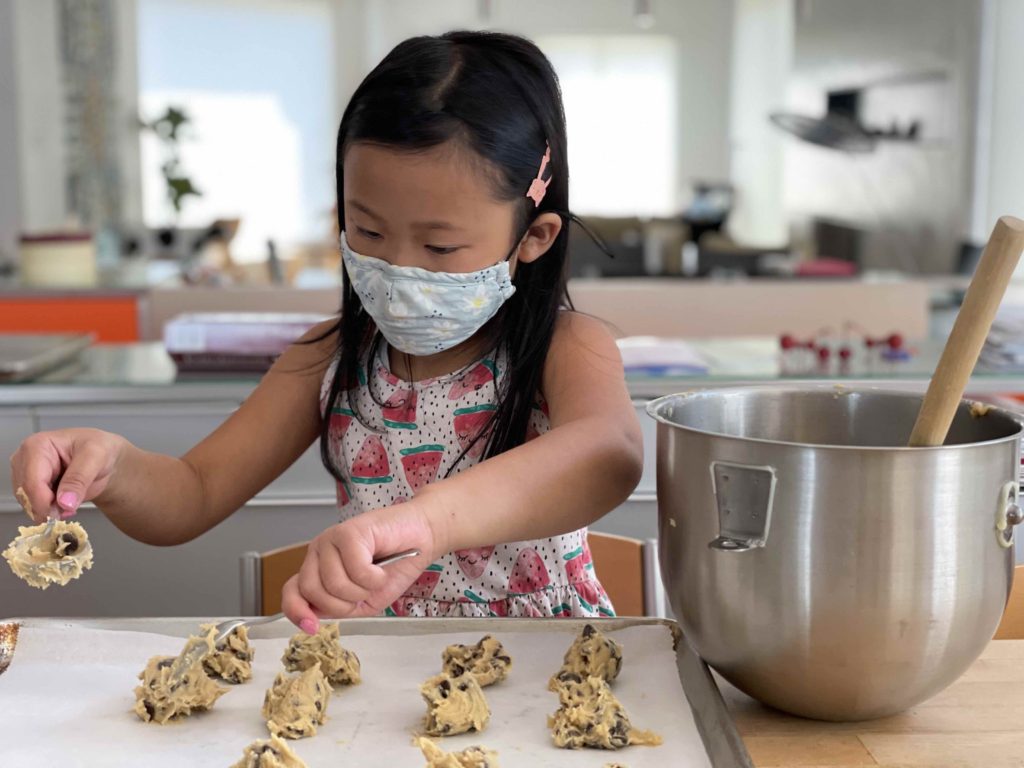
[996, 481, 1022, 549]
[708, 461, 777, 552]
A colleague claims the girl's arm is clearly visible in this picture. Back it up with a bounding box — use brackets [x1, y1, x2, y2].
[283, 312, 643, 626]
[11, 322, 337, 546]
[420, 310, 644, 552]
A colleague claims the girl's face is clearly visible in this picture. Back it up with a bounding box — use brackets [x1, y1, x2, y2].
[343, 141, 559, 273]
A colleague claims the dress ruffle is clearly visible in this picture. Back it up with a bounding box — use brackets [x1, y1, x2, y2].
[384, 579, 616, 619]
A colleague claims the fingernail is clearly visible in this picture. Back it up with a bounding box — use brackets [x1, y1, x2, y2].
[60, 509, 75, 519]
[58, 492, 79, 510]
[300, 618, 319, 635]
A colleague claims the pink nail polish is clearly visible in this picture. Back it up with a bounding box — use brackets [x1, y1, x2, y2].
[299, 618, 319, 635]
[58, 492, 79, 510]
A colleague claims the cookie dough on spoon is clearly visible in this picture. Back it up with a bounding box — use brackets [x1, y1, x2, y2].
[3, 489, 93, 590]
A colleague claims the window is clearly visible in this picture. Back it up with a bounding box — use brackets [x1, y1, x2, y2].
[538, 35, 678, 217]
[137, 0, 334, 261]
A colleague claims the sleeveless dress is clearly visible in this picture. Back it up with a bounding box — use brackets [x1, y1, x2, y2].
[319, 345, 616, 618]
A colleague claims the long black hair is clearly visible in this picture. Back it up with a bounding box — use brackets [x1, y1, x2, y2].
[317, 30, 590, 482]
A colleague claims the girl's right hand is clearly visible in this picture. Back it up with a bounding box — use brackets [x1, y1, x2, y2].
[9, 428, 126, 522]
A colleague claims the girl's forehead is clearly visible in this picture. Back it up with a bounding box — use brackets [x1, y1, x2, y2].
[343, 142, 513, 230]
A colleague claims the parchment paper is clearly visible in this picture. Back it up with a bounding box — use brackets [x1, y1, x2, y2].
[0, 621, 711, 767]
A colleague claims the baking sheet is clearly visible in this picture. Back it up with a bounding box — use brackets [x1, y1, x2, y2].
[0, 618, 717, 767]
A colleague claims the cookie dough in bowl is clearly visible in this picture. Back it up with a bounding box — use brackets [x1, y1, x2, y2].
[3, 519, 94, 590]
[282, 622, 361, 687]
[231, 734, 308, 768]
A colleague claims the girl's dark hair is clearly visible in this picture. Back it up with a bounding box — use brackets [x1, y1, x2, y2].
[317, 30, 585, 482]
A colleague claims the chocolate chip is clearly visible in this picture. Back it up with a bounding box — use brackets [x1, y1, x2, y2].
[157, 658, 173, 669]
[56, 532, 78, 555]
[438, 679, 451, 698]
[497, 655, 511, 663]
[315, 700, 322, 711]
[582, 624, 596, 638]
[143, 700, 155, 719]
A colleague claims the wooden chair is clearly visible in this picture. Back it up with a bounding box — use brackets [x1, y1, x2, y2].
[240, 531, 666, 618]
[995, 564, 1024, 639]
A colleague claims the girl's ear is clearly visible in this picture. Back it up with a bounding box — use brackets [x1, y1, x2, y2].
[515, 212, 563, 265]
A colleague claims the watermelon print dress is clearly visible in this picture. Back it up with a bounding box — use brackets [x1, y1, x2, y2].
[320, 346, 616, 618]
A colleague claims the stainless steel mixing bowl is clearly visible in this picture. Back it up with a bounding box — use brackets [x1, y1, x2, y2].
[648, 386, 1023, 720]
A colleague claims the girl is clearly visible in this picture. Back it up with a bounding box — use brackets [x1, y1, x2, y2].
[9, 31, 643, 633]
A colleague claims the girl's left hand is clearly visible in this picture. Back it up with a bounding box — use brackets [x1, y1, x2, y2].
[281, 498, 444, 632]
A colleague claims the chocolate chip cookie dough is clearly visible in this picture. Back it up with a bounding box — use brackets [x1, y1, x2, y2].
[263, 663, 331, 739]
[415, 736, 499, 767]
[133, 631, 228, 724]
[3, 495, 93, 590]
[420, 668, 490, 736]
[231, 734, 308, 768]
[547, 671, 661, 750]
[200, 623, 254, 684]
[282, 622, 361, 687]
[441, 635, 511, 687]
[557, 624, 622, 683]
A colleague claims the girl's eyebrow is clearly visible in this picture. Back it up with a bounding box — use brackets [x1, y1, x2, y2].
[349, 200, 383, 220]
[350, 199, 462, 232]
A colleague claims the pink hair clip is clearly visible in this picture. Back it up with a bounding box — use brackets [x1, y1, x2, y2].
[526, 144, 551, 208]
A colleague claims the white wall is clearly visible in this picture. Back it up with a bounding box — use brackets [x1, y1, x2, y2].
[779, 0, 982, 273]
[0, 0, 20, 265]
[972, 0, 1024, 264]
[728, 0, 793, 247]
[331, 0, 735, 209]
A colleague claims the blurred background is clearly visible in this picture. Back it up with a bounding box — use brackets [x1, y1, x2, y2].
[2, 0, 1022, 289]
[4, 0, 1024, 618]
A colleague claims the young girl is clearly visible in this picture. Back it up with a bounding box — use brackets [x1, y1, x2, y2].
[10, 31, 643, 633]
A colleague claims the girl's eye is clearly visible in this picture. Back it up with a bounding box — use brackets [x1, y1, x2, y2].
[356, 227, 382, 240]
[426, 245, 460, 255]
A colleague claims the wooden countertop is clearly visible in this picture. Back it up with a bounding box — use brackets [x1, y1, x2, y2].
[720, 640, 1024, 767]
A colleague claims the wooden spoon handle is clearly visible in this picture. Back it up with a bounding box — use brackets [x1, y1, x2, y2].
[909, 215, 1024, 447]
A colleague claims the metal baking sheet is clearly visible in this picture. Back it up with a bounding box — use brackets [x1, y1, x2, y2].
[0, 616, 751, 767]
[0, 333, 92, 382]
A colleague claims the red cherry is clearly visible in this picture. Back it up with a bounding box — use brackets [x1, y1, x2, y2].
[780, 334, 796, 350]
[839, 347, 852, 360]
[865, 337, 877, 348]
[817, 346, 831, 361]
[888, 333, 904, 349]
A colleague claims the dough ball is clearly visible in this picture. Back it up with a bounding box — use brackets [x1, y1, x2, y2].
[547, 671, 661, 750]
[3, 519, 93, 590]
[231, 734, 308, 768]
[441, 635, 511, 688]
[415, 735, 499, 767]
[419, 669, 490, 737]
[133, 640, 227, 724]
[200, 623, 254, 684]
[557, 624, 622, 683]
[262, 662, 331, 740]
[282, 622, 360, 687]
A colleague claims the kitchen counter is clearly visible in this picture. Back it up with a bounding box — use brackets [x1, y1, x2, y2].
[3, 338, 1024, 406]
[721, 639, 1024, 767]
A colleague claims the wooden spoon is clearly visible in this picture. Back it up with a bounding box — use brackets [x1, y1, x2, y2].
[909, 215, 1024, 447]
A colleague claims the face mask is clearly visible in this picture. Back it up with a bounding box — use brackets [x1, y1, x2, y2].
[340, 231, 517, 356]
